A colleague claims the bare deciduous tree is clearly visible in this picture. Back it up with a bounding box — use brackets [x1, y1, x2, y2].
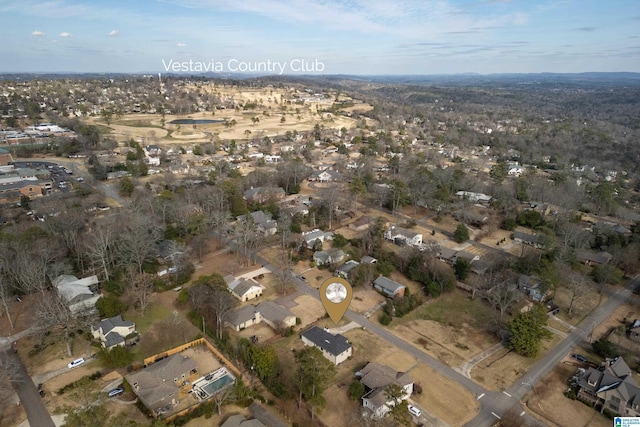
[84, 221, 117, 281]
[127, 270, 155, 315]
[34, 289, 92, 357]
[116, 214, 161, 274]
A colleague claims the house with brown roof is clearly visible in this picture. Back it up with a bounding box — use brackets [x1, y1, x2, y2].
[359, 362, 414, 418]
[576, 250, 613, 266]
[349, 215, 375, 231]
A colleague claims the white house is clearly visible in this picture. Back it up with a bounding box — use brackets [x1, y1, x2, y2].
[227, 301, 295, 332]
[385, 226, 422, 247]
[455, 191, 492, 204]
[300, 326, 352, 365]
[302, 229, 334, 248]
[360, 362, 414, 418]
[226, 277, 265, 302]
[313, 249, 345, 266]
[308, 169, 343, 182]
[91, 315, 137, 349]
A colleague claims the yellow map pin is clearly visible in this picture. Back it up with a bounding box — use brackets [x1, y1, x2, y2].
[319, 277, 353, 324]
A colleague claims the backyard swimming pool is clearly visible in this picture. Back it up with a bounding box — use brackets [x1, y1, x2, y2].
[193, 367, 235, 399]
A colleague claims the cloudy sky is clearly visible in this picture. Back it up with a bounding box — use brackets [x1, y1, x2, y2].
[1, 0, 638, 74]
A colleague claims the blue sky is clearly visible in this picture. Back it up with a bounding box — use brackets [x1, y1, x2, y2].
[0, 0, 638, 74]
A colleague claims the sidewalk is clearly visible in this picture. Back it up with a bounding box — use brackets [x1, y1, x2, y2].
[455, 342, 504, 378]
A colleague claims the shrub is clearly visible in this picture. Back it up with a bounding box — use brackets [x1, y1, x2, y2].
[379, 313, 392, 325]
[95, 295, 127, 318]
[348, 381, 365, 401]
[453, 223, 470, 243]
[99, 346, 134, 368]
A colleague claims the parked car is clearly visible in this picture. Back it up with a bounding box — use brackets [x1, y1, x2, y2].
[408, 404, 422, 417]
[572, 354, 588, 363]
[108, 386, 124, 397]
[67, 358, 85, 369]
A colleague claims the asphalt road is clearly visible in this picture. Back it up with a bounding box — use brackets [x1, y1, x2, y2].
[3, 349, 55, 427]
[255, 246, 638, 427]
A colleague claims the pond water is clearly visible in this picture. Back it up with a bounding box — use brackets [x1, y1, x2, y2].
[169, 119, 224, 125]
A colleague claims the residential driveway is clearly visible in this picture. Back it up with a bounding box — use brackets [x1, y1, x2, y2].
[327, 321, 360, 335]
[407, 399, 450, 427]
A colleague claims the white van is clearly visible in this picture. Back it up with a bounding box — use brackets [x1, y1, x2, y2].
[67, 358, 85, 369]
[408, 404, 422, 417]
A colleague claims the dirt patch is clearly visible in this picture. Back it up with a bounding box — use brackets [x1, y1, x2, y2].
[289, 295, 326, 328]
[350, 286, 385, 315]
[592, 301, 635, 339]
[471, 333, 563, 391]
[554, 286, 605, 325]
[192, 246, 251, 280]
[409, 364, 479, 427]
[0, 293, 38, 338]
[0, 398, 26, 427]
[391, 319, 497, 368]
[524, 362, 610, 427]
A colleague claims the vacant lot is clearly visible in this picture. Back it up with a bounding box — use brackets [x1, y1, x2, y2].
[289, 294, 326, 328]
[471, 333, 563, 391]
[554, 285, 605, 325]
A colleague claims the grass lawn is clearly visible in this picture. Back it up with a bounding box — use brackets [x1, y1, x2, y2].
[127, 301, 173, 334]
[404, 290, 496, 332]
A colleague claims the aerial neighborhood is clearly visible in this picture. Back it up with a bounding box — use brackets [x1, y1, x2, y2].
[0, 72, 639, 427]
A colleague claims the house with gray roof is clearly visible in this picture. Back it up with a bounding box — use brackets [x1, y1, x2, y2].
[576, 357, 640, 417]
[226, 277, 264, 302]
[255, 301, 296, 330]
[336, 260, 359, 279]
[237, 210, 278, 236]
[301, 326, 352, 365]
[513, 231, 542, 248]
[221, 414, 265, 427]
[91, 315, 136, 349]
[126, 354, 198, 417]
[302, 229, 334, 248]
[313, 248, 345, 266]
[373, 276, 406, 297]
[228, 301, 295, 332]
[308, 169, 343, 182]
[227, 306, 261, 331]
[385, 226, 422, 247]
[359, 362, 414, 418]
[52, 274, 100, 316]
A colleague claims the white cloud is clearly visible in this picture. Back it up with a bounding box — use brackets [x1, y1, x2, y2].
[31, 30, 45, 36]
[108, 30, 119, 36]
[176, 42, 186, 47]
[59, 32, 72, 37]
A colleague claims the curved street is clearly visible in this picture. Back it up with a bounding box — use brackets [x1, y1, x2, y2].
[254, 243, 639, 427]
